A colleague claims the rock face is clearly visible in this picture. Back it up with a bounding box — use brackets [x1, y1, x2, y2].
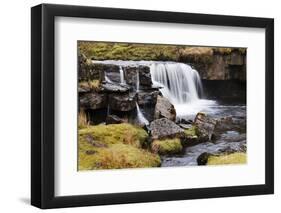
[101, 82, 130, 93]
[193, 112, 217, 141]
[98, 64, 120, 82]
[191, 50, 246, 81]
[137, 90, 159, 106]
[154, 96, 176, 121]
[79, 92, 107, 110]
[150, 118, 184, 140]
[139, 66, 153, 86]
[123, 65, 152, 88]
[202, 80, 246, 100]
[108, 93, 137, 112]
[123, 66, 138, 85]
[78, 54, 100, 81]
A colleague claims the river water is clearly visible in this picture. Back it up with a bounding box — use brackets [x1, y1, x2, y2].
[161, 102, 246, 167]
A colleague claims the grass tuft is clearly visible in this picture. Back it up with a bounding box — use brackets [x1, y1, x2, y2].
[207, 152, 247, 165]
[78, 110, 89, 129]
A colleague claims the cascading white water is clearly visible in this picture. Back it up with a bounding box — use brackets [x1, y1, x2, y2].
[136, 103, 149, 126]
[119, 66, 125, 84]
[150, 62, 216, 119]
[93, 60, 216, 120]
[105, 74, 113, 83]
[136, 70, 140, 92]
[150, 63, 203, 104]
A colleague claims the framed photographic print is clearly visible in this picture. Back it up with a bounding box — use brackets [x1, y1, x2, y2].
[31, 3, 274, 209]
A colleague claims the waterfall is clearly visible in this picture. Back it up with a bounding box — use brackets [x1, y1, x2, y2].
[150, 63, 203, 105]
[93, 60, 215, 120]
[105, 73, 113, 83]
[136, 70, 140, 92]
[119, 66, 125, 84]
[136, 103, 149, 126]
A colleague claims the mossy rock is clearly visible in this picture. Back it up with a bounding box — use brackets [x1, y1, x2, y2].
[78, 124, 161, 170]
[182, 125, 201, 145]
[79, 80, 100, 92]
[151, 138, 183, 155]
[207, 152, 247, 165]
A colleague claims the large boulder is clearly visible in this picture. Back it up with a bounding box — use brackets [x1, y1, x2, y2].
[139, 66, 152, 86]
[151, 138, 183, 155]
[137, 90, 159, 106]
[108, 93, 137, 112]
[150, 118, 184, 140]
[79, 92, 107, 110]
[193, 112, 217, 141]
[154, 96, 176, 121]
[124, 66, 138, 85]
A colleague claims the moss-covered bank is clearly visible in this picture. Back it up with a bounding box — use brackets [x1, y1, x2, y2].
[79, 123, 161, 170]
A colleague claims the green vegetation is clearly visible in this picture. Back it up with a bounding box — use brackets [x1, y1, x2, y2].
[213, 47, 246, 55]
[207, 152, 247, 165]
[182, 125, 200, 145]
[184, 125, 199, 137]
[151, 138, 183, 155]
[78, 41, 246, 63]
[79, 80, 100, 91]
[79, 124, 161, 170]
[78, 41, 180, 61]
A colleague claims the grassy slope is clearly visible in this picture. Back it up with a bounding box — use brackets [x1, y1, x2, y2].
[79, 124, 161, 170]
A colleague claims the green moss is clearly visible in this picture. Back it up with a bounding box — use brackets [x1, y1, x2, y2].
[78, 41, 246, 64]
[79, 123, 148, 147]
[78, 41, 181, 61]
[79, 143, 161, 170]
[151, 138, 183, 155]
[207, 152, 247, 165]
[184, 126, 199, 137]
[78, 124, 160, 170]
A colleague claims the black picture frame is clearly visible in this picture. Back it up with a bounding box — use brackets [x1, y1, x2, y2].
[31, 3, 274, 209]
